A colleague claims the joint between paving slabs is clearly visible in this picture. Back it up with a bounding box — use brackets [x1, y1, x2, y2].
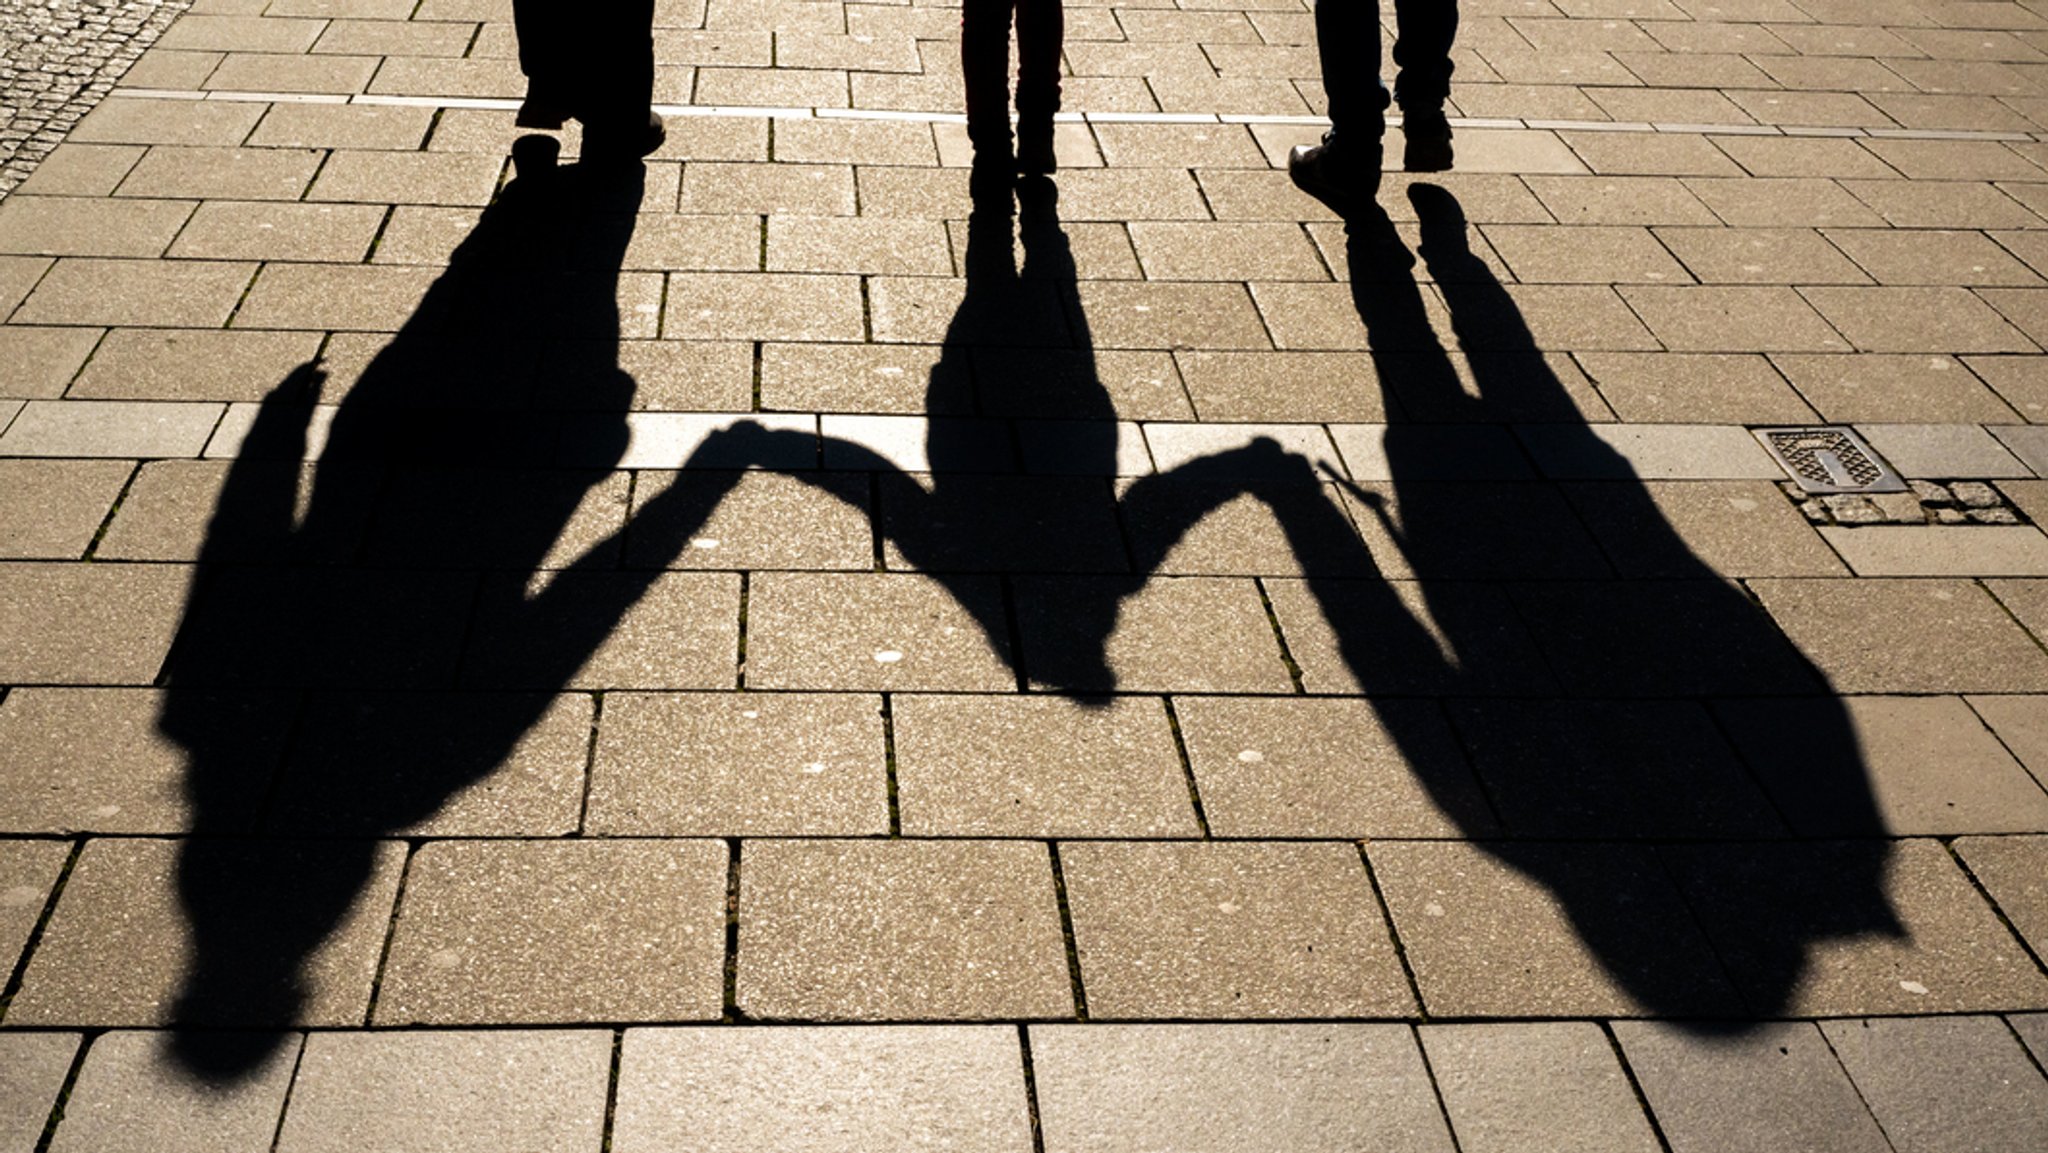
[1983, 578, 2048, 664]
[1017, 1022, 1050, 1153]
[1599, 1020, 1681, 1153]
[1159, 695, 1212, 838]
[80, 461, 145, 562]
[1252, 577, 1307, 695]
[1815, 1018, 1902, 1152]
[734, 571, 750, 689]
[1354, 840, 1429, 1022]
[749, 340, 765, 411]
[1409, 1022, 1474, 1153]
[360, 843, 419, 1027]
[599, 1028, 624, 1153]
[27, 1023, 93, 1153]
[575, 691, 607, 835]
[880, 692, 901, 837]
[0, 838, 83, 1023]
[722, 838, 743, 1022]
[1943, 835, 2048, 978]
[1046, 841, 1089, 1021]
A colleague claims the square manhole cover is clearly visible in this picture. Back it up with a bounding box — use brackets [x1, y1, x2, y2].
[1754, 427, 1907, 495]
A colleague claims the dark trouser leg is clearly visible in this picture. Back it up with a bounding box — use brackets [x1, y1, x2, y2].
[1314, 0, 1388, 146]
[579, 0, 656, 128]
[962, 0, 1017, 151]
[1391, 0, 1458, 110]
[1013, 0, 1064, 123]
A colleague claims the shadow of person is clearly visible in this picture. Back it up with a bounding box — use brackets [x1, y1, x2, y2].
[156, 143, 735, 1081]
[1306, 186, 1901, 1024]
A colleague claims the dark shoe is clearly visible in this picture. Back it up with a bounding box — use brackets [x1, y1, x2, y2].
[1015, 119, 1056, 176]
[1287, 133, 1380, 218]
[582, 109, 666, 160]
[1400, 106, 1454, 172]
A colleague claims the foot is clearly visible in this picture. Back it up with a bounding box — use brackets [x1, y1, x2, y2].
[582, 109, 666, 160]
[1015, 120, 1056, 176]
[1400, 106, 1454, 172]
[1287, 133, 1381, 218]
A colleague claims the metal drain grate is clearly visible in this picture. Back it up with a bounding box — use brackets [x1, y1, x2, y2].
[1754, 427, 1907, 495]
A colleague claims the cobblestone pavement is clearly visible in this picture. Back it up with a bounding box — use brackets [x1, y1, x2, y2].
[0, 0, 193, 200]
[6, 0, 2048, 1149]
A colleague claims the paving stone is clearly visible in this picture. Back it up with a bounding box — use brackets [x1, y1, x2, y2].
[1483, 224, 1692, 284]
[275, 1031, 610, 1153]
[893, 695, 1194, 838]
[0, 196, 193, 258]
[1774, 353, 2022, 423]
[664, 271, 864, 341]
[1666, 838, 2048, 1016]
[8, 837, 404, 1026]
[1969, 694, 2048, 791]
[1420, 1022, 1661, 1153]
[1611, 1021, 1891, 1153]
[1015, 575, 1293, 694]
[1126, 220, 1328, 281]
[155, 14, 323, 53]
[0, 562, 189, 685]
[745, 572, 1012, 691]
[1821, 1015, 2048, 1153]
[1652, 225, 1871, 285]
[736, 839, 1071, 1020]
[92, 461, 303, 562]
[1822, 525, 2048, 575]
[15, 145, 145, 197]
[0, 837, 68, 978]
[1828, 228, 2045, 287]
[0, 460, 127, 558]
[821, 414, 1014, 473]
[879, 473, 1126, 573]
[0, 256, 50, 321]
[1966, 835, 2048, 964]
[1721, 695, 2048, 836]
[1684, 176, 1889, 228]
[679, 160, 854, 215]
[0, 399, 220, 458]
[1968, 355, 2048, 421]
[167, 201, 385, 263]
[1369, 839, 1743, 1018]
[765, 215, 949, 276]
[1842, 179, 2046, 230]
[1856, 422, 2032, 477]
[1118, 475, 1372, 578]
[13, 258, 252, 327]
[0, 1034, 80, 1153]
[1326, 425, 1533, 483]
[1619, 285, 1849, 351]
[1525, 175, 1720, 226]
[566, 411, 817, 469]
[376, 839, 726, 1025]
[1520, 423, 1785, 479]
[1030, 1023, 1454, 1153]
[0, 687, 293, 835]
[1750, 577, 2048, 693]
[50, 1030, 299, 1153]
[267, 692, 592, 838]
[1062, 840, 1413, 1019]
[626, 468, 869, 570]
[1565, 479, 1846, 577]
[463, 570, 739, 690]
[1804, 286, 2037, 354]
[247, 101, 435, 150]
[67, 98, 264, 147]
[116, 146, 322, 201]
[1994, 424, 2048, 474]
[1076, 281, 1273, 350]
[64, 328, 302, 404]
[588, 691, 886, 836]
[1140, 422, 1345, 479]
[1175, 350, 1381, 422]
[1265, 576, 1557, 696]
[233, 263, 444, 331]
[308, 150, 505, 206]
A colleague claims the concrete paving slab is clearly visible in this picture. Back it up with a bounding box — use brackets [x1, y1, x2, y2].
[736, 839, 1071, 1020]
[1062, 840, 1414, 1018]
[0, 400, 221, 458]
[1613, 1020, 1891, 1153]
[8, 837, 404, 1026]
[1822, 1015, 2048, 1153]
[1821, 524, 2048, 575]
[0, 837, 68, 977]
[1014, 575, 1295, 694]
[893, 694, 1195, 838]
[276, 1030, 610, 1153]
[744, 572, 1013, 691]
[1030, 1023, 1454, 1153]
[51, 1031, 299, 1153]
[0, 326, 100, 400]
[1751, 577, 2048, 693]
[1421, 1022, 1661, 1153]
[588, 691, 886, 836]
[0, 460, 130, 559]
[0, 562, 190, 685]
[1857, 422, 2033, 477]
[376, 839, 727, 1025]
[1954, 835, 2048, 960]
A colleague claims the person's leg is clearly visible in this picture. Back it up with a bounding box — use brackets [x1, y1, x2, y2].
[1392, 0, 1458, 170]
[577, 0, 663, 159]
[962, 0, 1016, 157]
[512, 0, 573, 127]
[1013, 0, 1064, 173]
[1289, 0, 1388, 215]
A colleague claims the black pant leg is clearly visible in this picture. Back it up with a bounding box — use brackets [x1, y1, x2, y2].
[1391, 0, 1458, 109]
[1314, 0, 1388, 142]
